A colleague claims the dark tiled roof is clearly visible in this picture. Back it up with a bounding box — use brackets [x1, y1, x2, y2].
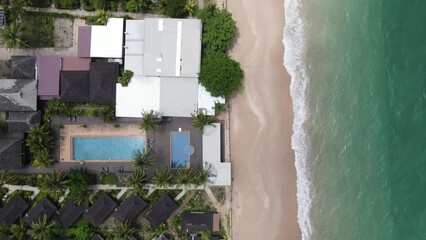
[145, 194, 178, 228]
[6, 111, 41, 133]
[90, 234, 104, 240]
[0, 195, 29, 226]
[60, 71, 90, 103]
[0, 11, 4, 27]
[0, 79, 37, 111]
[113, 195, 147, 221]
[84, 193, 117, 227]
[181, 212, 219, 234]
[89, 62, 118, 104]
[0, 132, 25, 169]
[10, 56, 36, 79]
[24, 197, 57, 225]
[55, 199, 87, 228]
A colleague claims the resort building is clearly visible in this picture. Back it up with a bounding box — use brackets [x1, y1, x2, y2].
[77, 18, 124, 59]
[55, 199, 87, 228]
[113, 195, 147, 222]
[145, 194, 178, 228]
[181, 212, 220, 233]
[0, 133, 26, 168]
[115, 18, 223, 118]
[203, 123, 231, 186]
[0, 195, 29, 226]
[0, 79, 37, 112]
[24, 197, 57, 225]
[36, 56, 61, 100]
[84, 193, 117, 227]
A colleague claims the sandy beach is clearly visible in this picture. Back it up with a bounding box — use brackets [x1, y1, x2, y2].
[227, 0, 301, 239]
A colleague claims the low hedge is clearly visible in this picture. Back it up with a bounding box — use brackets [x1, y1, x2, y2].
[53, 0, 80, 9]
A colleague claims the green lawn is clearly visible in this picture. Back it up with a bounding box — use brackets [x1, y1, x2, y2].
[23, 15, 55, 48]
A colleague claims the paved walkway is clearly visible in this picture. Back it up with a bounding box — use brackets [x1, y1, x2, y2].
[3, 184, 40, 199]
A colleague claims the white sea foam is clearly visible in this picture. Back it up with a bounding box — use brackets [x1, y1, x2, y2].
[283, 0, 314, 239]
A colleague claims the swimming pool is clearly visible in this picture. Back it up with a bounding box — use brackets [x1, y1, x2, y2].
[170, 131, 193, 168]
[72, 137, 145, 160]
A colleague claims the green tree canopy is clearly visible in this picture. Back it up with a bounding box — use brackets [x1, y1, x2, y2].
[26, 124, 54, 167]
[151, 167, 173, 188]
[0, 21, 28, 49]
[118, 70, 134, 87]
[191, 110, 215, 133]
[159, 0, 187, 17]
[196, 5, 237, 52]
[139, 110, 161, 133]
[39, 170, 70, 199]
[199, 51, 243, 98]
[132, 148, 156, 172]
[65, 219, 95, 240]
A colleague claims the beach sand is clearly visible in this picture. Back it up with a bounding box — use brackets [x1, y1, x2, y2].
[227, 0, 302, 239]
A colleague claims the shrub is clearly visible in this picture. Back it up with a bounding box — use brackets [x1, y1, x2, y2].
[100, 173, 119, 185]
[26, 124, 54, 167]
[199, 51, 243, 98]
[124, 0, 151, 12]
[27, 0, 51, 8]
[160, 0, 187, 17]
[65, 219, 95, 240]
[82, 0, 95, 11]
[117, 70, 134, 87]
[54, 0, 80, 9]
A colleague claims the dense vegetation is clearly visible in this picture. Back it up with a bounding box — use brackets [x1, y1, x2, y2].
[43, 99, 116, 123]
[26, 124, 54, 167]
[53, 0, 80, 9]
[118, 69, 134, 87]
[196, 4, 243, 99]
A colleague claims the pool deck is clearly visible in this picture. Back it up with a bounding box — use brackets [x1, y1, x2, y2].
[60, 124, 145, 162]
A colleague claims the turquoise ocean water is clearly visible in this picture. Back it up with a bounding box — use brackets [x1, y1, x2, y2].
[284, 0, 426, 239]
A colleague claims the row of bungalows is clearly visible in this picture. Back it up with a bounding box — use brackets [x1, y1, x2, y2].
[0, 193, 179, 229]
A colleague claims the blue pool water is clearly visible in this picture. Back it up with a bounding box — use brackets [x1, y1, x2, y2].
[72, 137, 145, 160]
[171, 132, 190, 168]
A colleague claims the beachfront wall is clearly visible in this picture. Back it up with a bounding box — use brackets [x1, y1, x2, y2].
[202, 123, 231, 186]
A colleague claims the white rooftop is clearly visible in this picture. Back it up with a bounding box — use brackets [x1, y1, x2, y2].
[90, 18, 124, 58]
[115, 76, 160, 118]
[203, 123, 231, 186]
[198, 85, 225, 116]
[143, 18, 202, 78]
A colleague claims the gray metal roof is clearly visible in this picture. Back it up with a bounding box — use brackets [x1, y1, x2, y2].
[11, 56, 36, 79]
[143, 18, 202, 78]
[159, 77, 198, 117]
[7, 110, 41, 133]
[0, 79, 37, 111]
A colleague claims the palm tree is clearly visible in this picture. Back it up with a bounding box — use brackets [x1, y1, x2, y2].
[98, 104, 116, 123]
[28, 216, 59, 240]
[132, 148, 156, 172]
[10, 219, 27, 240]
[0, 21, 28, 49]
[126, 170, 147, 193]
[39, 170, 70, 199]
[184, 0, 197, 16]
[94, 10, 112, 25]
[139, 110, 162, 133]
[176, 168, 195, 186]
[144, 223, 168, 239]
[112, 221, 136, 240]
[213, 101, 227, 116]
[191, 110, 215, 133]
[192, 167, 212, 186]
[152, 167, 173, 188]
[0, 171, 17, 195]
[26, 124, 54, 156]
[32, 150, 54, 167]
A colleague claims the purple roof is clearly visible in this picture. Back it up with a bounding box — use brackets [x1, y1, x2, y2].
[78, 26, 92, 58]
[36, 56, 61, 98]
[62, 57, 91, 71]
